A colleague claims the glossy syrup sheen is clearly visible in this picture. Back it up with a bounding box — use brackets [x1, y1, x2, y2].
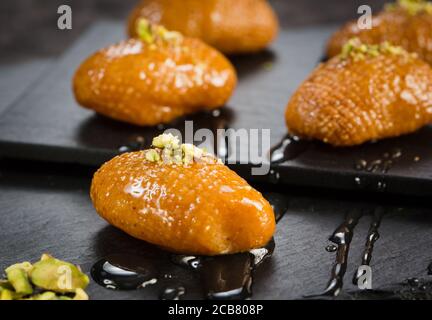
[91, 240, 275, 300]
[285, 51, 432, 146]
[73, 37, 237, 126]
[91, 151, 275, 256]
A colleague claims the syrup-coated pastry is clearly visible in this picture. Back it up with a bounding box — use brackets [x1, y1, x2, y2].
[127, 0, 279, 54]
[327, 0, 432, 65]
[91, 134, 275, 256]
[73, 20, 237, 126]
[286, 39, 432, 146]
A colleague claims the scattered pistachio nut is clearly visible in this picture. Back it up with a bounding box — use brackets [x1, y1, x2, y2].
[145, 133, 221, 166]
[6, 267, 33, 295]
[152, 133, 180, 149]
[30, 254, 89, 293]
[0, 254, 90, 300]
[340, 38, 411, 61]
[1, 289, 13, 300]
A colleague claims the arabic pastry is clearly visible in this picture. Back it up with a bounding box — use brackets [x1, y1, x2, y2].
[91, 134, 276, 255]
[73, 20, 237, 126]
[127, 0, 279, 54]
[327, 0, 432, 65]
[286, 39, 432, 146]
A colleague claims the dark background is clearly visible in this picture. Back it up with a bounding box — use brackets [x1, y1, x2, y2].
[0, 0, 387, 62]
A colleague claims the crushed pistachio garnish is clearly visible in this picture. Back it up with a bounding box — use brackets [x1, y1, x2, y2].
[0, 254, 90, 300]
[386, 0, 432, 15]
[340, 38, 411, 61]
[136, 18, 182, 45]
[144, 133, 221, 166]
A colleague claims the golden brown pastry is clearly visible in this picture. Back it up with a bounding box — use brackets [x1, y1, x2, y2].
[73, 20, 237, 126]
[327, 0, 432, 65]
[127, 0, 279, 54]
[91, 134, 275, 256]
[286, 39, 432, 146]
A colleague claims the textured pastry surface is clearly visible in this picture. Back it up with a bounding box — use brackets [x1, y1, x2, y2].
[91, 151, 275, 255]
[127, 0, 279, 54]
[286, 43, 432, 146]
[327, 2, 432, 64]
[73, 36, 236, 126]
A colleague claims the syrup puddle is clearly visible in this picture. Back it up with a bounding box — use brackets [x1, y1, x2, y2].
[91, 240, 275, 300]
[91, 194, 287, 300]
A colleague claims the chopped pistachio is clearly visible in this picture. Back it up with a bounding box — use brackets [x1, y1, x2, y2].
[137, 19, 154, 44]
[0, 280, 13, 291]
[136, 18, 182, 45]
[145, 149, 161, 162]
[152, 133, 180, 149]
[5, 261, 33, 274]
[386, 0, 432, 15]
[6, 267, 33, 295]
[40, 253, 52, 261]
[340, 38, 410, 61]
[32, 291, 58, 300]
[146, 133, 220, 165]
[182, 144, 203, 165]
[0, 289, 13, 300]
[30, 255, 89, 293]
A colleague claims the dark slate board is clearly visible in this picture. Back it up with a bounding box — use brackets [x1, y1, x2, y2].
[1, 21, 432, 196]
[0, 160, 431, 300]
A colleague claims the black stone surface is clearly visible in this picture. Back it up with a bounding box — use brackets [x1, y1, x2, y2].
[1, 21, 432, 196]
[0, 160, 431, 300]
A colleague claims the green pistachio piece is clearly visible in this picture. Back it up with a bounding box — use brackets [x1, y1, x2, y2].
[340, 38, 410, 61]
[0, 280, 13, 291]
[73, 288, 89, 300]
[33, 291, 59, 300]
[30, 255, 89, 293]
[5, 261, 33, 274]
[0, 289, 14, 300]
[152, 133, 180, 150]
[137, 19, 154, 44]
[145, 149, 160, 162]
[6, 268, 33, 295]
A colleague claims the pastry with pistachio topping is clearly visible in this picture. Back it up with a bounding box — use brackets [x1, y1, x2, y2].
[285, 39, 432, 146]
[127, 0, 278, 54]
[73, 19, 237, 126]
[327, 0, 432, 64]
[91, 133, 275, 255]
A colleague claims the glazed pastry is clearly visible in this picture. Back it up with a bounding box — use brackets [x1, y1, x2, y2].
[127, 0, 279, 54]
[91, 134, 275, 255]
[285, 39, 432, 146]
[327, 0, 432, 65]
[73, 20, 237, 126]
